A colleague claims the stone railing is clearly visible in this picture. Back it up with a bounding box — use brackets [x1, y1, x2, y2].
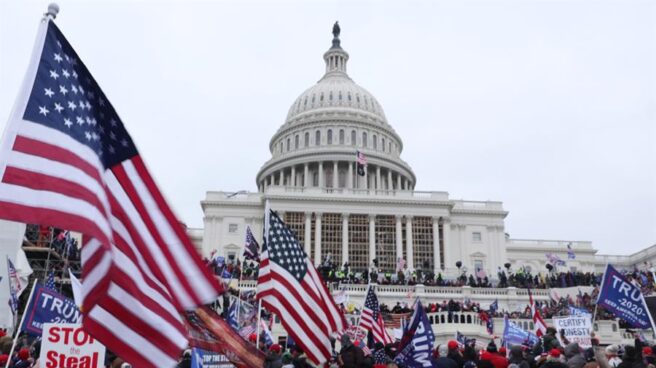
[264, 186, 449, 200]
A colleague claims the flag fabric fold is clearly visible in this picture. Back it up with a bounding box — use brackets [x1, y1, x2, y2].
[257, 209, 346, 365]
[243, 226, 260, 261]
[528, 288, 547, 337]
[0, 19, 223, 368]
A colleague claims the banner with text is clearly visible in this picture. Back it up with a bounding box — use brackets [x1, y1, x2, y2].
[21, 284, 82, 336]
[40, 323, 105, 368]
[552, 315, 592, 348]
[502, 318, 539, 347]
[597, 264, 654, 329]
[191, 348, 235, 368]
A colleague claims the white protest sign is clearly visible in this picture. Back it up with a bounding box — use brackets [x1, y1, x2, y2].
[40, 323, 105, 368]
[552, 315, 592, 349]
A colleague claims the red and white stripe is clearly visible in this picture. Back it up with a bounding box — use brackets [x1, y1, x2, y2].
[257, 250, 346, 364]
[528, 288, 547, 337]
[360, 308, 393, 345]
[0, 19, 222, 368]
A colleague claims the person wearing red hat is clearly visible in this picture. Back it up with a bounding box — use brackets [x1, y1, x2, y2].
[14, 348, 33, 368]
[265, 344, 283, 368]
[0, 354, 8, 366]
[447, 340, 465, 368]
[541, 349, 567, 368]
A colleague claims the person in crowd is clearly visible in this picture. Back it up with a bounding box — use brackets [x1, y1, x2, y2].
[0, 354, 8, 367]
[177, 349, 191, 368]
[482, 342, 508, 368]
[462, 346, 479, 368]
[564, 343, 586, 368]
[13, 348, 33, 368]
[435, 344, 458, 368]
[338, 334, 366, 368]
[542, 349, 568, 368]
[605, 345, 622, 368]
[290, 346, 312, 368]
[448, 340, 465, 368]
[618, 345, 646, 368]
[265, 344, 284, 368]
[508, 345, 530, 368]
[281, 352, 294, 368]
[533, 328, 562, 356]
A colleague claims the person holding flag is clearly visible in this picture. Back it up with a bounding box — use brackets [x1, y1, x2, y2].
[395, 299, 435, 368]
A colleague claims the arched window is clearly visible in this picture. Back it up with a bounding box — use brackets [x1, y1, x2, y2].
[286, 138, 290, 151]
[339, 129, 345, 144]
[327, 129, 333, 144]
[304, 132, 309, 147]
[373, 135, 377, 150]
[389, 141, 392, 153]
[320, 93, 324, 102]
[351, 130, 356, 145]
[362, 132, 367, 148]
[315, 130, 321, 145]
[381, 138, 386, 152]
[295, 135, 299, 149]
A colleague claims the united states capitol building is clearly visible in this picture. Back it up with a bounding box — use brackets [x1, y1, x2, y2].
[188, 25, 654, 344]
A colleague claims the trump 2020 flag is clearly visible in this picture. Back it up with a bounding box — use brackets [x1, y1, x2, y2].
[597, 264, 655, 330]
[20, 283, 81, 336]
[395, 300, 435, 368]
[0, 15, 222, 367]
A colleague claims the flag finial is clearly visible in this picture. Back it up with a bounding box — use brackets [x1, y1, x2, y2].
[45, 3, 59, 19]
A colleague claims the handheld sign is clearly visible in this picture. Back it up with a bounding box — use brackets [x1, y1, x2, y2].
[40, 323, 105, 368]
[552, 315, 592, 348]
[596, 264, 655, 330]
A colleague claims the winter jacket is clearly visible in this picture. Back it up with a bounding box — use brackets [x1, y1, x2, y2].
[265, 352, 284, 368]
[340, 344, 367, 368]
[436, 356, 459, 368]
[508, 346, 530, 368]
[565, 343, 587, 368]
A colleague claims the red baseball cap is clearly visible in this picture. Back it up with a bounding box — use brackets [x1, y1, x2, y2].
[550, 349, 561, 358]
[269, 344, 282, 353]
[448, 340, 459, 350]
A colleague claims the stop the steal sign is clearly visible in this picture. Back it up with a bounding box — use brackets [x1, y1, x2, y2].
[40, 323, 105, 368]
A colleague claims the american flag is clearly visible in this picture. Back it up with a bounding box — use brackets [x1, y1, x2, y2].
[244, 226, 260, 261]
[45, 271, 56, 290]
[6, 257, 20, 314]
[360, 285, 393, 345]
[257, 209, 346, 364]
[0, 19, 222, 367]
[528, 288, 546, 337]
[356, 150, 367, 176]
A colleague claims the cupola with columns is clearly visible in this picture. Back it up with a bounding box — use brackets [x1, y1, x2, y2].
[256, 22, 416, 192]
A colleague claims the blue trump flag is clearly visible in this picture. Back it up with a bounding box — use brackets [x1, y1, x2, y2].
[191, 348, 233, 368]
[597, 264, 655, 330]
[20, 284, 81, 336]
[395, 300, 435, 368]
[502, 317, 539, 347]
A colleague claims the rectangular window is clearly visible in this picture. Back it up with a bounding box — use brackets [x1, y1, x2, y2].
[376, 215, 396, 272]
[228, 223, 238, 233]
[412, 217, 433, 270]
[321, 213, 342, 266]
[348, 215, 369, 271]
[472, 232, 482, 242]
[285, 212, 306, 252]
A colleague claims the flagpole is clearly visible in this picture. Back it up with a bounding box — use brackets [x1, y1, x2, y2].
[255, 299, 263, 349]
[6, 278, 38, 368]
[255, 201, 271, 350]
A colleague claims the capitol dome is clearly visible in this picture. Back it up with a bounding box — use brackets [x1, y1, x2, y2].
[256, 23, 416, 192]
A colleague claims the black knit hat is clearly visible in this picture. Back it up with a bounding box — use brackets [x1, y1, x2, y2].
[487, 341, 498, 353]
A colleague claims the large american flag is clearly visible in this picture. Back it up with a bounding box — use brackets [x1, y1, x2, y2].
[359, 285, 393, 345]
[0, 19, 223, 367]
[257, 209, 346, 364]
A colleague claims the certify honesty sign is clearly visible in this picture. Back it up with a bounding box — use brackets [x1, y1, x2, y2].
[552, 315, 592, 348]
[40, 323, 106, 368]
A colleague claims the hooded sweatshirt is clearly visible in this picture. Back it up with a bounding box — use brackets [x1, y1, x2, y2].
[565, 343, 587, 368]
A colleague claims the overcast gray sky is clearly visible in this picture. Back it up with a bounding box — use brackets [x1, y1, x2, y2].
[1, 0, 654, 255]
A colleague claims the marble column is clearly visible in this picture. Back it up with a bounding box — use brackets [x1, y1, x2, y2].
[376, 166, 381, 190]
[304, 212, 312, 256]
[397, 174, 401, 190]
[347, 162, 353, 189]
[406, 216, 414, 270]
[433, 217, 441, 273]
[291, 166, 296, 187]
[318, 162, 324, 188]
[342, 213, 349, 265]
[303, 164, 309, 188]
[333, 161, 339, 188]
[314, 212, 322, 266]
[279, 169, 284, 186]
[368, 214, 376, 267]
[363, 165, 368, 190]
[442, 218, 451, 271]
[387, 170, 393, 191]
[395, 215, 403, 264]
